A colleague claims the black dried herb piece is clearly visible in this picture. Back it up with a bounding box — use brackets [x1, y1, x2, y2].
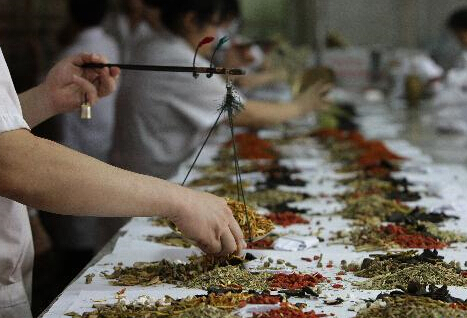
[302, 286, 320, 297]
[324, 297, 344, 305]
[361, 249, 444, 271]
[386, 190, 421, 202]
[280, 289, 308, 298]
[389, 207, 459, 224]
[257, 166, 307, 189]
[245, 253, 257, 261]
[266, 203, 309, 214]
[279, 286, 319, 298]
[85, 273, 95, 284]
[377, 283, 467, 305]
[337, 102, 357, 117]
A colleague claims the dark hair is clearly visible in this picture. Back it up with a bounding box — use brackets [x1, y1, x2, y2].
[221, 0, 241, 22]
[447, 7, 467, 31]
[69, 0, 108, 28]
[145, 0, 223, 33]
[143, 0, 162, 8]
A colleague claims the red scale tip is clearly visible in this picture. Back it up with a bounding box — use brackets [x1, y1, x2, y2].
[198, 36, 215, 47]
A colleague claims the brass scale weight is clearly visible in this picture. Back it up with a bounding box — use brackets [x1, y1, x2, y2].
[82, 36, 257, 242]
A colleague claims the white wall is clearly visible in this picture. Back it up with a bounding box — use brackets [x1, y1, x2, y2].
[318, 0, 467, 48]
[241, 0, 467, 49]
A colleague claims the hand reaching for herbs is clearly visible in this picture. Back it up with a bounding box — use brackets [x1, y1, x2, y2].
[167, 188, 246, 256]
[295, 80, 333, 114]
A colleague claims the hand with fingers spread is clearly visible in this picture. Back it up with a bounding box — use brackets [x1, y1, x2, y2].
[43, 53, 120, 114]
[167, 188, 246, 256]
[295, 80, 333, 114]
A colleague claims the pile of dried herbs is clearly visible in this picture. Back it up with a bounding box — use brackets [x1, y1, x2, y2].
[174, 304, 239, 318]
[253, 303, 327, 318]
[226, 199, 274, 240]
[269, 273, 326, 290]
[312, 128, 403, 177]
[354, 263, 467, 290]
[339, 195, 411, 221]
[354, 250, 448, 278]
[221, 132, 278, 160]
[341, 177, 420, 202]
[212, 188, 307, 208]
[356, 295, 467, 318]
[104, 254, 245, 286]
[66, 294, 246, 318]
[376, 282, 467, 307]
[266, 212, 309, 227]
[187, 265, 272, 290]
[146, 233, 193, 248]
[245, 190, 308, 207]
[257, 165, 306, 188]
[332, 222, 461, 251]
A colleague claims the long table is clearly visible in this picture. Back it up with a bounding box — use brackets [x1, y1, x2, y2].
[40, 94, 467, 318]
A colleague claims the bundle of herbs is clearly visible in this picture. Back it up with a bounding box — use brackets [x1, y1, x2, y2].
[104, 254, 245, 286]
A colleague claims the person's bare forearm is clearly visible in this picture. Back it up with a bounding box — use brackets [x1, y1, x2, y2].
[19, 84, 56, 129]
[0, 129, 181, 218]
[234, 100, 302, 128]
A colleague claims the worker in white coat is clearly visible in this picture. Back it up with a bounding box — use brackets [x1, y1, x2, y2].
[0, 51, 245, 318]
[111, 0, 329, 179]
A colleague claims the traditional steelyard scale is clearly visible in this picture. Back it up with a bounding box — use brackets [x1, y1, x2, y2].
[83, 36, 258, 242]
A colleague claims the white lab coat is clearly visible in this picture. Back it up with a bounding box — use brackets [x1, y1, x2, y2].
[0, 49, 34, 318]
[111, 27, 237, 179]
[48, 27, 120, 251]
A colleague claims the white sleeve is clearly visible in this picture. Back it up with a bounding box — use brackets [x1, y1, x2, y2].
[139, 37, 245, 131]
[0, 49, 30, 134]
[159, 69, 246, 131]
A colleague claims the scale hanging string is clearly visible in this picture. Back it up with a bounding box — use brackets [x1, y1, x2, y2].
[182, 49, 252, 241]
[181, 109, 225, 186]
[223, 74, 252, 241]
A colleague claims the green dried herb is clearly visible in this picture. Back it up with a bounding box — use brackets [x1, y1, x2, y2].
[104, 254, 245, 287]
[339, 195, 411, 221]
[188, 176, 231, 187]
[422, 222, 467, 243]
[355, 263, 467, 290]
[211, 188, 307, 208]
[187, 265, 272, 290]
[356, 295, 467, 318]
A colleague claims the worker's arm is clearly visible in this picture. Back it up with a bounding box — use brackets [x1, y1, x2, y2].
[234, 100, 301, 128]
[19, 53, 120, 128]
[234, 81, 332, 128]
[0, 130, 244, 255]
